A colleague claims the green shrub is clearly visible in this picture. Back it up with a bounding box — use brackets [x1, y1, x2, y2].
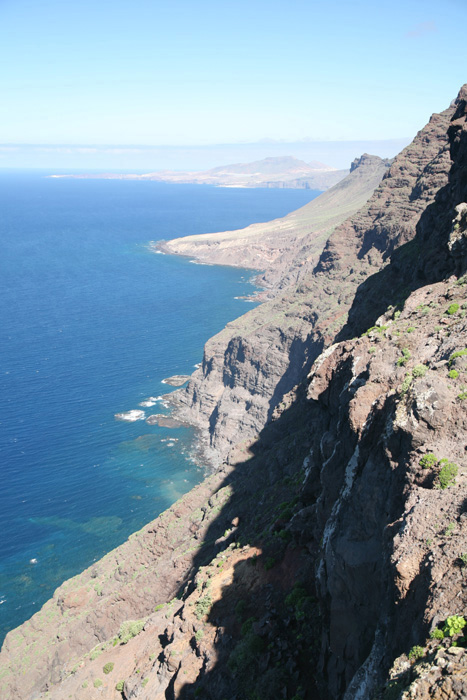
[437, 461, 458, 489]
[103, 662, 114, 675]
[408, 645, 424, 660]
[446, 303, 460, 315]
[154, 603, 164, 612]
[228, 634, 265, 674]
[397, 348, 411, 366]
[241, 617, 257, 636]
[116, 619, 145, 645]
[195, 629, 204, 642]
[430, 627, 444, 640]
[407, 326, 415, 333]
[459, 553, 467, 568]
[449, 349, 467, 366]
[94, 679, 103, 688]
[443, 615, 466, 637]
[116, 680, 124, 692]
[445, 522, 456, 536]
[90, 647, 104, 660]
[420, 453, 438, 469]
[195, 593, 212, 620]
[458, 391, 467, 400]
[285, 584, 307, 607]
[264, 557, 276, 570]
[142, 678, 149, 687]
[412, 364, 427, 377]
[362, 325, 387, 337]
[400, 372, 412, 395]
[449, 369, 459, 379]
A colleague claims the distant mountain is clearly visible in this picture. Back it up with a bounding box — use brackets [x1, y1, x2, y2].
[51, 156, 349, 190]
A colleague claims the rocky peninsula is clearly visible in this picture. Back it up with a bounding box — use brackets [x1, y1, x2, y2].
[1, 87, 467, 700]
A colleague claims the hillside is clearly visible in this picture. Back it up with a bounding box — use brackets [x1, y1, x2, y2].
[168, 102, 455, 466]
[157, 153, 390, 296]
[1, 87, 466, 700]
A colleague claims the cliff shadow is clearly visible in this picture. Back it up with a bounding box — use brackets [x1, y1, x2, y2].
[162, 388, 324, 700]
[266, 333, 324, 425]
[147, 374, 429, 700]
[137, 115, 467, 698]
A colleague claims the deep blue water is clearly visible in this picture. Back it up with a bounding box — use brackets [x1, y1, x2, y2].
[0, 172, 319, 643]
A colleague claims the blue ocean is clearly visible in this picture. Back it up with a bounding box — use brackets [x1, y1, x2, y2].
[0, 172, 318, 643]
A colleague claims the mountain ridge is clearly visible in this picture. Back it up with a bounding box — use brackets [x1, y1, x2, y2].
[166, 105, 455, 468]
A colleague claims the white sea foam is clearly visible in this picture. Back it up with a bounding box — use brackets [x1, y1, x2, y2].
[114, 410, 146, 422]
[139, 399, 156, 407]
[146, 242, 164, 254]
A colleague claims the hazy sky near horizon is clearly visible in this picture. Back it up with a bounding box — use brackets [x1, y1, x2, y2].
[1, 0, 466, 168]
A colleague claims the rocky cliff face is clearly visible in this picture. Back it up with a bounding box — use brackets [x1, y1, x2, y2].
[303, 86, 467, 698]
[1, 88, 467, 700]
[169, 103, 454, 468]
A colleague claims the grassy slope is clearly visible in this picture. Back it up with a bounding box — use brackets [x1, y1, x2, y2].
[160, 155, 389, 269]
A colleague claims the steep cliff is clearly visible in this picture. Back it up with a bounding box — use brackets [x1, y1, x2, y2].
[168, 103, 454, 468]
[1, 88, 467, 700]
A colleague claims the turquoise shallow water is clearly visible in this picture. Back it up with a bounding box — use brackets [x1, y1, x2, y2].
[0, 172, 319, 642]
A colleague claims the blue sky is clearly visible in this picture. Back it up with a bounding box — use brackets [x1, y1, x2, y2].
[0, 0, 466, 168]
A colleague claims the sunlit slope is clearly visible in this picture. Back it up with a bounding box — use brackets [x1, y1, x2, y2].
[158, 154, 390, 276]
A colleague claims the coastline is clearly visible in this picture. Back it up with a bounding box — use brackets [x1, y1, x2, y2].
[0, 180, 303, 648]
[2, 89, 467, 700]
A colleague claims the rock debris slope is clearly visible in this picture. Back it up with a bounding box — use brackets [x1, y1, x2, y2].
[1, 87, 467, 700]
